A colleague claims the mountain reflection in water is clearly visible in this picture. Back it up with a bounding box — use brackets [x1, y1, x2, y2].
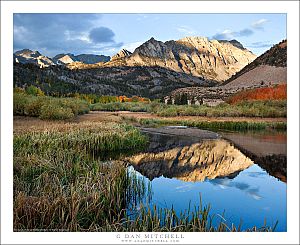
[126, 129, 286, 183]
[127, 135, 253, 182]
[124, 128, 287, 231]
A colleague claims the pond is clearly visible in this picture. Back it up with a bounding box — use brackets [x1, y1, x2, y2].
[125, 127, 287, 231]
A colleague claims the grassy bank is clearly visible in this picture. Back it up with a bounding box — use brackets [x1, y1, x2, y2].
[91, 100, 287, 118]
[14, 93, 90, 120]
[136, 118, 287, 131]
[14, 122, 147, 231]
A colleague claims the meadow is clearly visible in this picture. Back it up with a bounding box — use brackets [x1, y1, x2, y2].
[91, 100, 287, 118]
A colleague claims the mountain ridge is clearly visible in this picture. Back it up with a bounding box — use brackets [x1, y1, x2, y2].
[14, 49, 111, 67]
[14, 36, 256, 82]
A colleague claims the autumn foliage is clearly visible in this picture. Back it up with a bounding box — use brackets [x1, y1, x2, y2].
[227, 84, 287, 104]
[118, 96, 150, 103]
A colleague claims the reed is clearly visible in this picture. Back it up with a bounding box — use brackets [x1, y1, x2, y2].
[14, 122, 148, 231]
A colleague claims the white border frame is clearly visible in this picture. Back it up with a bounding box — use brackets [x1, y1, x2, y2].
[1, 1, 299, 244]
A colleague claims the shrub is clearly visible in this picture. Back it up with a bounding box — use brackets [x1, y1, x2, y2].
[39, 101, 74, 120]
[157, 106, 178, 117]
[25, 85, 45, 96]
[227, 84, 287, 104]
[13, 93, 90, 120]
[24, 97, 49, 117]
[14, 93, 30, 116]
[60, 98, 90, 115]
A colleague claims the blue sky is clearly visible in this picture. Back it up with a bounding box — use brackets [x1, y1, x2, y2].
[14, 13, 286, 57]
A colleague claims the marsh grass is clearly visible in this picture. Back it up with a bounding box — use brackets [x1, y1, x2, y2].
[14, 122, 147, 231]
[120, 202, 278, 232]
[137, 118, 287, 131]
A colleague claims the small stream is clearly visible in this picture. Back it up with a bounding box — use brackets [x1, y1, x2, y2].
[124, 126, 287, 231]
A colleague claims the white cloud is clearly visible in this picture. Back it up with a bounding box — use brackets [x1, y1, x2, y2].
[176, 25, 196, 35]
[251, 19, 268, 30]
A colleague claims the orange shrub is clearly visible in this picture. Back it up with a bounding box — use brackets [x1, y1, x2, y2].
[117, 95, 150, 103]
[228, 84, 287, 104]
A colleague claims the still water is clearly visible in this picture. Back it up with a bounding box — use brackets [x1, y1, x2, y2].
[126, 127, 287, 231]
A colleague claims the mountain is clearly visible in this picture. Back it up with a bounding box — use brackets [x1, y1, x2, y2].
[13, 36, 257, 98]
[166, 40, 287, 104]
[13, 62, 214, 99]
[52, 53, 110, 65]
[105, 37, 256, 82]
[14, 49, 55, 68]
[222, 39, 287, 88]
[52, 54, 76, 64]
[43, 36, 255, 83]
[14, 49, 110, 66]
[75, 54, 110, 64]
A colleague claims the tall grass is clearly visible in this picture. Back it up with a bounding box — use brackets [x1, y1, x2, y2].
[14, 122, 148, 231]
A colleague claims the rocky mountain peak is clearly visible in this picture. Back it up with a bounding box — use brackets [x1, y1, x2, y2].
[53, 54, 76, 64]
[14, 49, 54, 68]
[15, 49, 42, 58]
[111, 49, 132, 61]
[132, 37, 171, 60]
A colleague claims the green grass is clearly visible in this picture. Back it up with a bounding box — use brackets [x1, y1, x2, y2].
[14, 93, 90, 120]
[137, 118, 287, 131]
[91, 100, 287, 118]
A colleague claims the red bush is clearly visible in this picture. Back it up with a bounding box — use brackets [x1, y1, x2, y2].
[228, 84, 287, 104]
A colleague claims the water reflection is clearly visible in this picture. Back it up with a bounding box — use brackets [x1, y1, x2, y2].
[221, 131, 287, 182]
[127, 138, 254, 182]
[210, 178, 262, 200]
[123, 128, 287, 231]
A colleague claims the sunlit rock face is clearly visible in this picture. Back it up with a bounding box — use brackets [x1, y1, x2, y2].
[123, 37, 256, 82]
[128, 139, 254, 182]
